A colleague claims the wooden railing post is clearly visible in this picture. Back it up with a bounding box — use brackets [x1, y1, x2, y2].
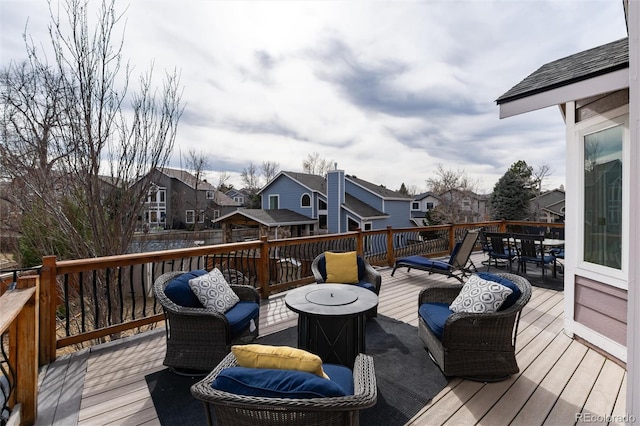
[40, 256, 57, 364]
[448, 226, 456, 252]
[386, 226, 395, 267]
[259, 237, 270, 298]
[356, 229, 364, 256]
[15, 276, 38, 425]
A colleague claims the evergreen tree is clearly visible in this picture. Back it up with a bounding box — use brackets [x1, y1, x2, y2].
[489, 161, 536, 220]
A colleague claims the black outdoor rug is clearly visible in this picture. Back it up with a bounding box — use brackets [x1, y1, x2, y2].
[146, 315, 448, 426]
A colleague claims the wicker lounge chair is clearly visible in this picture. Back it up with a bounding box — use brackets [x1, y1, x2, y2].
[153, 270, 260, 372]
[190, 352, 377, 426]
[417, 272, 532, 381]
[391, 229, 479, 283]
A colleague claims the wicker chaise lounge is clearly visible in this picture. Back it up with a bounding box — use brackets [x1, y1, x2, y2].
[191, 352, 378, 426]
[418, 272, 532, 381]
[153, 270, 260, 372]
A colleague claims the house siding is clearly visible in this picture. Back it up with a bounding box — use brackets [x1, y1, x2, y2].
[574, 275, 627, 346]
[261, 176, 313, 216]
[345, 180, 383, 211]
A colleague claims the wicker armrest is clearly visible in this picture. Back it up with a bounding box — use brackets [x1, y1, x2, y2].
[362, 263, 382, 294]
[418, 283, 463, 305]
[230, 284, 260, 303]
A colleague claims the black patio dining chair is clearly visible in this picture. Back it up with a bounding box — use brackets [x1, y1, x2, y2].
[485, 232, 517, 272]
[512, 233, 557, 281]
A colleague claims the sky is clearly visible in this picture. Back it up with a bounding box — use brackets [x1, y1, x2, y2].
[0, 0, 629, 194]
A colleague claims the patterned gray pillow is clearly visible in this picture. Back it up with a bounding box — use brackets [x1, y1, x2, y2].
[449, 274, 513, 314]
[189, 268, 240, 313]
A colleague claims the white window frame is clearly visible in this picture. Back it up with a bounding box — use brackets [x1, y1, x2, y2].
[186, 210, 195, 224]
[206, 190, 215, 199]
[300, 193, 311, 208]
[576, 108, 629, 285]
[411, 201, 420, 211]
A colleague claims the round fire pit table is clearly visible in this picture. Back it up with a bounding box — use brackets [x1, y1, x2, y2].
[285, 283, 379, 367]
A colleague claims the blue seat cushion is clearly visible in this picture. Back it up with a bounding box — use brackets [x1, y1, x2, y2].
[322, 363, 354, 395]
[164, 270, 208, 308]
[354, 281, 376, 292]
[476, 272, 521, 310]
[211, 365, 351, 398]
[397, 256, 451, 271]
[418, 302, 453, 340]
[226, 301, 260, 337]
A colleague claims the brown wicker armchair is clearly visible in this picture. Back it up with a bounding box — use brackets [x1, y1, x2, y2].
[418, 272, 532, 381]
[190, 352, 377, 426]
[153, 270, 260, 372]
[311, 252, 381, 316]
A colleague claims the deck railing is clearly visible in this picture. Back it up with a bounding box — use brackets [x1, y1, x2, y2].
[0, 219, 564, 424]
[0, 276, 38, 426]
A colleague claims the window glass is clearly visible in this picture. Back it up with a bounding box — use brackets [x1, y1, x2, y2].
[583, 124, 622, 269]
[269, 195, 279, 209]
[301, 194, 311, 207]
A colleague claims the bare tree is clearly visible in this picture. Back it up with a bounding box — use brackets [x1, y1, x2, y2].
[302, 152, 334, 176]
[216, 171, 232, 191]
[425, 164, 480, 224]
[241, 162, 261, 208]
[1, 0, 182, 261]
[261, 161, 279, 183]
[531, 164, 553, 221]
[185, 149, 208, 231]
[1, 0, 183, 339]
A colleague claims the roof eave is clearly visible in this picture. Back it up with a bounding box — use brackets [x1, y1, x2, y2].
[498, 67, 629, 118]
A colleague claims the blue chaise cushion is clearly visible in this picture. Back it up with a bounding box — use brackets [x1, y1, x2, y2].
[211, 364, 352, 398]
[476, 272, 521, 310]
[418, 302, 453, 340]
[164, 270, 208, 308]
[396, 256, 451, 271]
[225, 301, 260, 337]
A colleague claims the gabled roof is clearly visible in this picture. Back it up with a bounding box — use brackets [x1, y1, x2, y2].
[158, 167, 216, 191]
[496, 38, 629, 104]
[346, 175, 413, 200]
[413, 192, 440, 201]
[496, 38, 630, 119]
[257, 171, 326, 195]
[213, 209, 316, 227]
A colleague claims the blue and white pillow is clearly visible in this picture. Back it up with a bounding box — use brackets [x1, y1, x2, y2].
[449, 274, 513, 314]
[189, 268, 240, 313]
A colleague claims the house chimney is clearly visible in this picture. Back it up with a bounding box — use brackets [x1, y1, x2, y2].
[326, 168, 345, 234]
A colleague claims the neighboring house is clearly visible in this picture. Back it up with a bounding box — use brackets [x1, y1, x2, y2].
[225, 188, 252, 207]
[142, 168, 240, 230]
[496, 2, 638, 413]
[410, 190, 490, 226]
[410, 192, 440, 226]
[528, 188, 566, 223]
[260, 170, 414, 234]
[213, 169, 414, 241]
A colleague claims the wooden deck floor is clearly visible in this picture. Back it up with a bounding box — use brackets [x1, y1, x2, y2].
[35, 254, 627, 425]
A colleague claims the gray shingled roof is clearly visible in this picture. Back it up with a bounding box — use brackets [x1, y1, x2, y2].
[496, 37, 628, 104]
[214, 209, 316, 226]
[159, 167, 216, 190]
[283, 171, 327, 193]
[346, 175, 413, 200]
[344, 194, 387, 219]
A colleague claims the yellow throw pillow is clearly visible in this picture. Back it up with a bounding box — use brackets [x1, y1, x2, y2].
[231, 344, 329, 378]
[325, 251, 359, 284]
